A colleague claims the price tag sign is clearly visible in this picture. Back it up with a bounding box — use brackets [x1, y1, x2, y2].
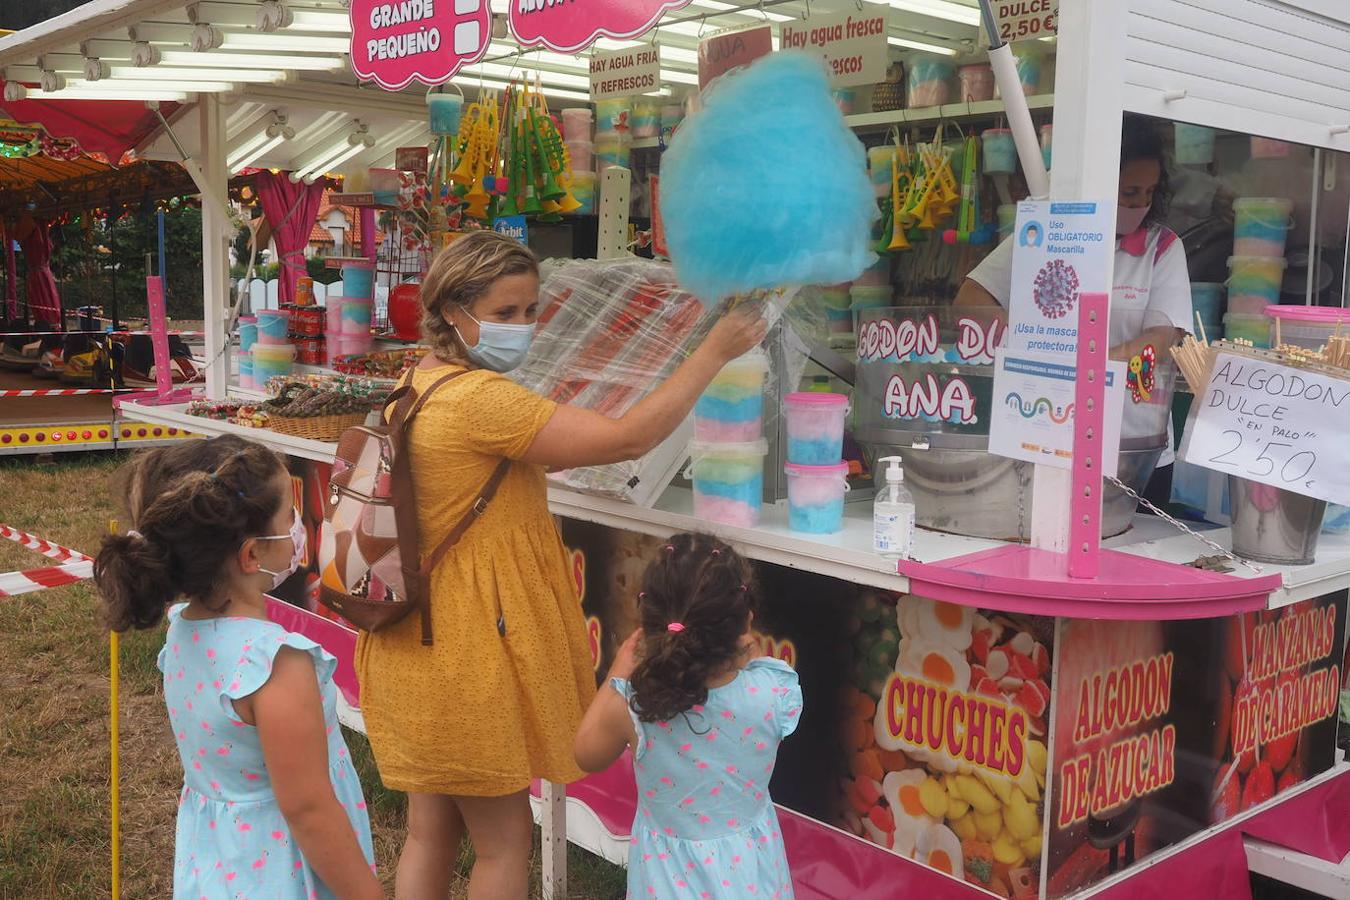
[1179, 351, 1350, 505]
[350, 0, 489, 89]
[589, 45, 662, 100]
[778, 4, 890, 88]
[981, 0, 1058, 46]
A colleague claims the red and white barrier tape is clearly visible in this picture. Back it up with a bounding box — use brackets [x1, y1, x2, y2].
[1, 330, 205, 338]
[0, 560, 93, 597]
[0, 523, 93, 563]
[0, 388, 136, 397]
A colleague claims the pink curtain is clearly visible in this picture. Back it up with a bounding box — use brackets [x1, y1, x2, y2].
[17, 217, 60, 326]
[3, 221, 16, 321]
[256, 173, 325, 305]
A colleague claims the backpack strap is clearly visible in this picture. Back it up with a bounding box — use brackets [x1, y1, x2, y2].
[415, 458, 511, 643]
[384, 367, 470, 645]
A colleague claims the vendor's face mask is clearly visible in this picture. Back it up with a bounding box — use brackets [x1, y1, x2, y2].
[1116, 204, 1150, 236]
[459, 309, 535, 373]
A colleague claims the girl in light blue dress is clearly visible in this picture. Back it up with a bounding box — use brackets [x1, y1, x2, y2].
[94, 436, 380, 900]
[575, 533, 802, 900]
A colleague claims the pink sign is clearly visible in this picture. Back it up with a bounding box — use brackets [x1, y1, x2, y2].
[146, 276, 172, 398]
[510, 0, 694, 54]
[349, 0, 490, 90]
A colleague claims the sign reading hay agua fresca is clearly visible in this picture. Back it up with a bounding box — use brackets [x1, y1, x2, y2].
[589, 45, 662, 100]
[778, 4, 890, 88]
[350, 0, 490, 90]
[1179, 350, 1350, 506]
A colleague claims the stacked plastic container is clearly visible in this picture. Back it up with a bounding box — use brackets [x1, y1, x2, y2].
[690, 350, 769, 527]
[327, 260, 375, 363]
[594, 98, 631, 174]
[1225, 197, 1292, 347]
[784, 392, 851, 534]
[253, 308, 296, 383]
[561, 107, 596, 215]
[236, 315, 257, 389]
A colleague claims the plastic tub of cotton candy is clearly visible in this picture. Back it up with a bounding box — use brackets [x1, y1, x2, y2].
[660, 52, 877, 309]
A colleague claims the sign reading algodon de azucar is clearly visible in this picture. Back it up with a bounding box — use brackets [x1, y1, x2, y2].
[350, 0, 491, 90]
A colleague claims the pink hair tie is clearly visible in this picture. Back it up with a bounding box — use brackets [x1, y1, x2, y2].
[666, 622, 685, 633]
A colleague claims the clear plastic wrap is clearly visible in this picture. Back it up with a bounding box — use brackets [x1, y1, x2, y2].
[513, 258, 796, 501]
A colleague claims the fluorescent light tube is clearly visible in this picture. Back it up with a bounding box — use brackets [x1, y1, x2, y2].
[890, 0, 981, 26]
[110, 65, 286, 83]
[220, 33, 351, 53]
[157, 50, 347, 70]
[887, 36, 958, 55]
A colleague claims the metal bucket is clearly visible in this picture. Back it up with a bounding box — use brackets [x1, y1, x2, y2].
[862, 440, 1163, 541]
[1228, 476, 1325, 565]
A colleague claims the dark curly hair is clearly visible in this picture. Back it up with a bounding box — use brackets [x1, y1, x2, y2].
[1120, 113, 1172, 226]
[629, 533, 756, 724]
[93, 435, 288, 632]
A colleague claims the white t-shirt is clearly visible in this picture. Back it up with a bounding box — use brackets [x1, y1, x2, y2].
[967, 223, 1193, 466]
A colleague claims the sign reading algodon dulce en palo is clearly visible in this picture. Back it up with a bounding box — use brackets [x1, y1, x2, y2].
[350, 0, 490, 89]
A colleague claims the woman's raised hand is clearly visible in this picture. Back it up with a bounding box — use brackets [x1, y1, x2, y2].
[704, 305, 769, 363]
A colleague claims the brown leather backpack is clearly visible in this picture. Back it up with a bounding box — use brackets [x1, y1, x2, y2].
[317, 370, 508, 645]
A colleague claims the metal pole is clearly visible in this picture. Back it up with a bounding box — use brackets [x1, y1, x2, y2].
[158, 210, 166, 280]
[109, 214, 119, 332]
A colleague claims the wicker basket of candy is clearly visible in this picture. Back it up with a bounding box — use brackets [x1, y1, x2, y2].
[262, 382, 372, 441]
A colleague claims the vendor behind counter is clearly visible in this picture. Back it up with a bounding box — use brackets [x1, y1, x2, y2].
[954, 114, 1190, 505]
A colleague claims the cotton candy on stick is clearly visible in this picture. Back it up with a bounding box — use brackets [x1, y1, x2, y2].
[660, 52, 877, 310]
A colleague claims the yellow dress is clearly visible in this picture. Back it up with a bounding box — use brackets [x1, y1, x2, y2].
[355, 364, 596, 796]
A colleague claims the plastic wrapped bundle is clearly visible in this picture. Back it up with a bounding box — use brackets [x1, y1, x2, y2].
[660, 52, 877, 304]
[514, 259, 719, 500]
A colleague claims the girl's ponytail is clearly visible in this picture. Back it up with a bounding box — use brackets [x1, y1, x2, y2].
[94, 531, 176, 632]
[628, 533, 756, 724]
[93, 436, 287, 631]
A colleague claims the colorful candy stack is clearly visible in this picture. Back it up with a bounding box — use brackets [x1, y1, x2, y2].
[690, 350, 770, 527]
[1232, 197, 1292, 257]
[784, 392, 851, 533]
[821, 283, 854, 339]
[689, 439, 768, 528]
[694, 351, 769, 442]
[561, 108, 595, 214]
[1227, 254, 1288, 315]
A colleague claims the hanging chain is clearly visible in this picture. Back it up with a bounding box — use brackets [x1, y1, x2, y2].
[1105, 475, 1267, 577]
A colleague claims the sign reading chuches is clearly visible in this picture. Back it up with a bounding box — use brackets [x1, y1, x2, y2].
[589, 45, 662, 100]
[1179, 350, 1350, 506]
[350, 0, 489, 90]
[511, 0, 694, 54]
[778, 4, 890, 88]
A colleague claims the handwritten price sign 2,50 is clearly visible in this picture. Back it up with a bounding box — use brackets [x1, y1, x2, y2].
[1179, 351, 1350, 507]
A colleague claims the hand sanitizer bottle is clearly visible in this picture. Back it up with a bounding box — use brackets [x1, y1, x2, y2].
[873, 456, 915, 560]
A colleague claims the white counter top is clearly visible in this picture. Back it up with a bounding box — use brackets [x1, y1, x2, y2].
[119, 401, 1350, 609]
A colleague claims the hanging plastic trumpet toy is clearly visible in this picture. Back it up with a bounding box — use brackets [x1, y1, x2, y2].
[450, 95, 501, 221]
[497, 74, 581, 222]
[942, 133, 997, 246]
[876, 124, 966, 254]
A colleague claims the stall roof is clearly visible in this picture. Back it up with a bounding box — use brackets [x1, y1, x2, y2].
[0, 0, 999, 177]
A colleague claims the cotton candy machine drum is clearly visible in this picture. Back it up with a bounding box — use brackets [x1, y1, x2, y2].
[852, 306, 1176, 541]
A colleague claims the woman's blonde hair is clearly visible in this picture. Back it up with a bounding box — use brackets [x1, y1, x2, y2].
[420, 231, 539, 363]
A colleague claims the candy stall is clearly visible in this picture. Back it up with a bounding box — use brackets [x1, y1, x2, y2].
[5, 0, 1350, 897]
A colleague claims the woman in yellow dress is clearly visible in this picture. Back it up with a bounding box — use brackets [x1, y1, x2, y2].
[356, 231, 766, 898]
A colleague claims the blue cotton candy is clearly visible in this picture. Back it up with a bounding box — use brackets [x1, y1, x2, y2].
[660, 52, 878, 304]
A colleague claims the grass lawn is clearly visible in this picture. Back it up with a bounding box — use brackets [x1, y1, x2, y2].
[0, 451, 626, 898]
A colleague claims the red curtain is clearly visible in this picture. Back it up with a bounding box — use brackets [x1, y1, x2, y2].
[16, 216, 60, 325]
[256, 173, 325, 305]
[0, 86, 178, 162]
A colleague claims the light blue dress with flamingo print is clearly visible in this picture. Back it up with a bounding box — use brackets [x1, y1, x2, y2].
[613, 657, 802, 900]
[157, 603, 374, 899]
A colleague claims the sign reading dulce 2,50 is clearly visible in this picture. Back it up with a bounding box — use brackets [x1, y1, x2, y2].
[350, 0, 489, 89]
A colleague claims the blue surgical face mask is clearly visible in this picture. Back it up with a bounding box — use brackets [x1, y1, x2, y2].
[459, 309, 535, 373]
